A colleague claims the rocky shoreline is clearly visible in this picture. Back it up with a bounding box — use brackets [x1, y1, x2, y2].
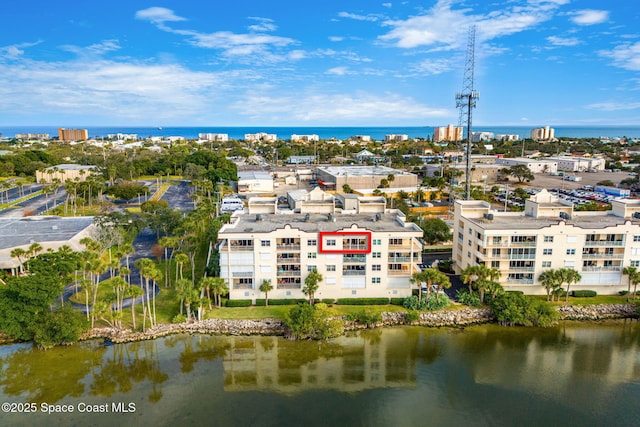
[82, 304, 639, 344]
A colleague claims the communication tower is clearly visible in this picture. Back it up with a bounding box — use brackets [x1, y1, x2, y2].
[455, 25, 479, 200]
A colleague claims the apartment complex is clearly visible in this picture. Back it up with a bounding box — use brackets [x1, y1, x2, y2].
[217, 189, 423, 302]
[433, 125, 462, 142]
[530, 126, 555, 141]
[199, 133, 229, 142]
[58, 128, 88, 142]
[245, 132, 277, 142]
[291, 134, 319, 142]
[453, 189, 640, 295]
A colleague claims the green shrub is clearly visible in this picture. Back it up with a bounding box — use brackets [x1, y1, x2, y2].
[346, 309, 382, 326]
[225, 299, 252, 307]
[336, 298, 389, 305]
[490, 293, 558, 327]
[254, 299, 266, 306]
[571, 290, 597, 298]
[390, 298, 405, 306]
[172, 314, 187, 323]
[423, 294, 450, 311]
[456, 289, 481, 307]
[403, 295, 422, 310]
[285, 303, 343, 340]
[619, 290, 629, 296]
[264, 298, 307, 306]
[321, 298, 335, 305]
[405, 310, 420, 323]
[506, 290, 524, 295]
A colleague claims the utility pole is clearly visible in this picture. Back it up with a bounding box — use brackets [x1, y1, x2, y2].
[456, 25, 479, 201]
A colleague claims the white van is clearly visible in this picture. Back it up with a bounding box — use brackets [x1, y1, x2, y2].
[221, 197, 244, 212]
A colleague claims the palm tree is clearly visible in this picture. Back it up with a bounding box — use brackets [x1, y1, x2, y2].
[622, 266, 640, 302]
[461, 265, 480, 293]
[175, 279, 192, 315]
[126, 284, 143, 330]
[461, 264, 501, 302]
[539, 269, 561, 301]
[559, 268, 582, 303]
[303, 269, 322, 304]
[210, 278, 228, 308]
[198, 277, 216, 309]
[259, 279, 274, 306]
[10, 248, 27, 275]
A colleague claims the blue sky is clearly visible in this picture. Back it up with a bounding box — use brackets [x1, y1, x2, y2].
[0, 0, 638, 127]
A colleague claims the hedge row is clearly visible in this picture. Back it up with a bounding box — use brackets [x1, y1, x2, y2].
[570, 290, 597, 298]
[225, 299, 252, 307]
[390, 298, 405, 306]
[254, 298, 308, 306]
[335, 298, 390, 306]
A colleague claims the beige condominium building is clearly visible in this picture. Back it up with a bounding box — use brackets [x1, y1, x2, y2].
[453, 189, 640, 295]
[217, 189, 423, 302]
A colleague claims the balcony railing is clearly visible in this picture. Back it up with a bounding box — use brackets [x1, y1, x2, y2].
[343, 255, 367, 263]
[581, 253, 624, 259]
[581, 266, 622, 272]
[343, 244, 368, 251]
[277, 244, 301, 250]
[506, 278, 534, 285]
[388, 270, 411, 276]
[342, 270, 366, 276]
[233, 283, 253, 289]
[277, 257, 301, 263]
[584, 241, 624, 247]
[229, 245, 254, 251]
[277, 270, 301, 277]
[388, 256, 412, 262]
[276, 283, 301, 289]
[507, 266, 535, 272]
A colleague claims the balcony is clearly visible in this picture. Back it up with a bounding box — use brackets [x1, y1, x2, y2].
[388, 269, 411, 276]
[581, 253, 624, 260]
[343, 244, 368, 251]
[276, 283, 301, 289]
[507, 266, 535, 272]
[388, 256, 411, 262]
[506, 278, 534, 285]
[277, 270, 301, 277]
[581, 266, 622, 272]
[277, 256, 301, 264]
[229, 244, 254, 251]
[342, 270, 366, 276]
[584, 241, 624, 247]
[343, 255, 367, 263]
[233, 283, 253, 290]
[277, 244, 301, 250]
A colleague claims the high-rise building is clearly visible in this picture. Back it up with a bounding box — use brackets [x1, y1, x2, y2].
[433, 125, 462, 142]
[530, 126, 555, 141]
[58, 128, 88, 142]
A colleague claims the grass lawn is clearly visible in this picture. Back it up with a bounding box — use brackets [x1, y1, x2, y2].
[530, 294, 633, 305]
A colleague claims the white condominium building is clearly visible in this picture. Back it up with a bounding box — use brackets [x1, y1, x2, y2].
[218, 189, 423, 302]
[530, 126, 555, 141]
[433, 125, 462, 142]
[453, 189, 640, 295]
[245, 132, 277, 142]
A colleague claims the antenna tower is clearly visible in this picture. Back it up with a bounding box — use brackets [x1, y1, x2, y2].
[455, 25, 479, 200]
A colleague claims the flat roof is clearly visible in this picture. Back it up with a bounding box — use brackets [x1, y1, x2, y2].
[219, 212, 422, 234]
[317, 165, 415, 177]
[238, 171, 273, 180]
[466, 211, 631, 231]
[0, 216, 94, 250]
[46, 164, 96, 171]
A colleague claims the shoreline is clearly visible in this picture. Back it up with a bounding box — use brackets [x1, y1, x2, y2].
[81, 304, 639, 345]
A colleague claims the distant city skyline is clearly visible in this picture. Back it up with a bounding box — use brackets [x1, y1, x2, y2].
[1, 1, 639, 127]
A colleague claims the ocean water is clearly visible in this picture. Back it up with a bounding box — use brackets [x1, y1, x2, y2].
[1, 125, 640, 140]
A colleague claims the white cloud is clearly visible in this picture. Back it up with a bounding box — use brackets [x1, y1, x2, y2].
[546, 35, 580, 46]
[136, 7, 298, 64]
[569, 9, 609, 26]
[412, 58, 453, 75]
[60, 40, 121, 56]
[338, 12, 380, 22]
[326, 66, 351, 76]
[232, 91, 449, 124]
[382, 3, 392, 8]
[135, 7, 186, 25]
[329, 36, 344, 42]
[599, 42, 640, 71]
[586, 102, 640, 112]
[247, 17, 277, 32]
[0, 41, 41, 59]
[379, 0, 566, 50]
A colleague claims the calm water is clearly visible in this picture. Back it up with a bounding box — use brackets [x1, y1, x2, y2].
[1, 321, 639, 427]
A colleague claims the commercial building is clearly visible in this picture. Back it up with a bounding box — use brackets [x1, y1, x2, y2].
[217, 189, 423, 302]
[58, 128, 88, 142]
[546, 156, 606, 172]
[0, 216, 95, 275]
[199, 133, 229, 142]
[424, 163, 504, 184]
[452, 189, 640, 294]
[385, 134, 409, 142]
[472, 132, 494, 142]
[530, 126, 555, 141]
[237, 171, 274, 193]
[245, 132, 277, 142]
[15, 133, 49, 140]
[316, 166, 418, 190]
[35, 164, 97, 183]
[496, 157, 558, 174]
[291, 134, 319, 142]
[433, 125, 462, 142]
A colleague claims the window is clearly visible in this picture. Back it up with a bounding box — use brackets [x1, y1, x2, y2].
[491, 261, 500, 268]
[327, 265, 336, 272]
[543, 249, 553, 255]
[542, 261, 552, 268]
[372, 277, 381, 284]
[566, 249, 576, 255]
[326, 239, 336, 246]
[634, 236, 640, 242]
[544, 236, 554, 243]
[390, 238, 403, 245]
[468, 228, 473, 235]
[307, 253, 317, 259]
[307, 239, 317, 246]
[307, 265, 316, 272]
[261, 240, 270, 247]
[631, 260, 640, 267]
[372, 264, 381, 271]
[373, 239, 382, 245]
[372, 252, 381, 258]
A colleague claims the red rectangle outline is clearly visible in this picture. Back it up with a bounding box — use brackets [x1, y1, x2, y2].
[318, 231, 372, 254]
